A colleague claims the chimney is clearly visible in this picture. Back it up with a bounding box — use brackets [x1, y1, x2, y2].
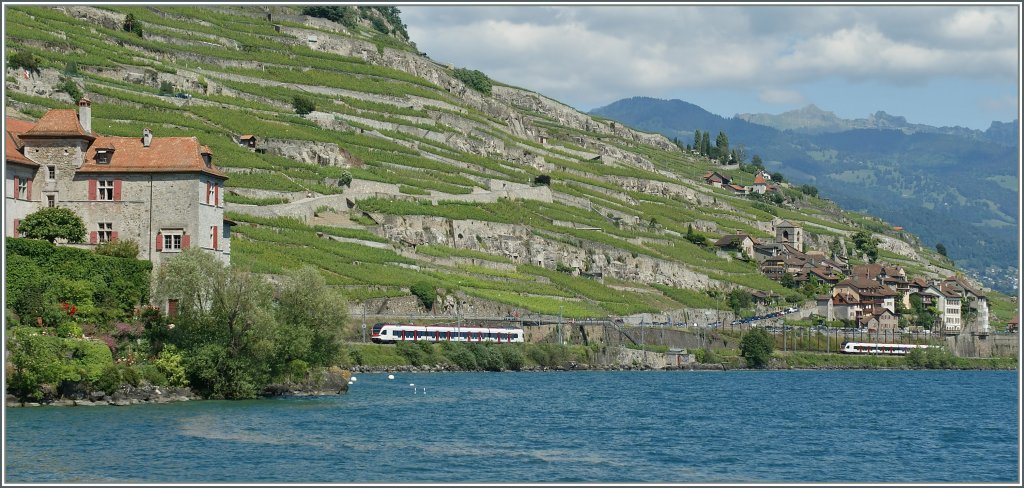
[143, 128, 152, 148]
[78, 97, 92, 134]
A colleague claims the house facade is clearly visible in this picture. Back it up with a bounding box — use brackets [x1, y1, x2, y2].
[4, 100, 231, 270]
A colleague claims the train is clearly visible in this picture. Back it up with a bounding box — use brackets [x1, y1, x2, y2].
[839, 341, 936, 355]
[371, 322, 525, 344]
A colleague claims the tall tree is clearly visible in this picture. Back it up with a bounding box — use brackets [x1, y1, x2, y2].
[715, 131, 729, 156]
[693, 130, 702, 151]
[700, 131, 711, 157]
[18, 207, 86, 243]
[936, 242, 947, 257]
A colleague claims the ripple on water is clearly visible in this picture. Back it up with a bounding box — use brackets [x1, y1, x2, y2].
[4, 370, 1018, 483]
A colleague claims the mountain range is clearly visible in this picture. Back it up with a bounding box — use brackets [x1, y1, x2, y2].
[3, 5, 1016, 324]
[591, 97, 1019, 294]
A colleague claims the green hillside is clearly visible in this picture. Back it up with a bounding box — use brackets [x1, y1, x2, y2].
[5, 5, 1015, 324]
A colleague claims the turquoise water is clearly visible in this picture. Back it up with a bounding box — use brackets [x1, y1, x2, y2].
[4, 370, 1019, 483]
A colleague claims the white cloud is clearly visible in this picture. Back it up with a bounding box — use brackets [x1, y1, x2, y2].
[758, 88, 805, 105]
[403, 5, 1019, 110]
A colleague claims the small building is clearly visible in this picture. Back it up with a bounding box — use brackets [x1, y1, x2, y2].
[751, 172, 768, 194]
[713, 233, 755, 257]
[702, 171, 731, 188]
[238, 134, 257, 148]
[774, 219, 804, 252]
[724, 184, 748, 195]
[1007, 316, 1018, 333]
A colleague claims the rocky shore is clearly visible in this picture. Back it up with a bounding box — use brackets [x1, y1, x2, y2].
[6, 384, 198, 408]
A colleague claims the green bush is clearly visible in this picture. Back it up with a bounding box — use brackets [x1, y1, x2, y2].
[740, 328, 774, 368]
[56, 78, 82, 101]
[94, 239, 141, 259]
[136, 364, 169, 386]
[9, 51, 41, 74]
[409, 281, 436, 311]
[56, 322, 82, 338]
[155, 344, 189, 387]
[452, 68, 492, 95]
[293, 95, 316, 115]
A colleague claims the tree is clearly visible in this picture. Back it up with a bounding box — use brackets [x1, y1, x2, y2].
[158, 81, 174, 95]
[936, 242, 947, 257]
[410, 281, 436, 311]
[700, 131, 711, 157]
[533, 174, 551, 186]
[751, 154, 764, 169]
[685, 224, 707, 247]
[9, 51, 41, 75]
[727, 288, 752, 314]
[275, 266, 347, 369]
[56, 78, 82, 103]
[770, 171, 785, 183]
[693, 130, 702, 151]
[740, 327, 774, 368]
[715, 131, 729, 156]
[122, 13, 143, 37]
[18, 207, 86, 243]
[293, 95, 316, 115]
[338, 171, 352, 188]
[452, 68, 492, 95]
[780, 272, 796, 289]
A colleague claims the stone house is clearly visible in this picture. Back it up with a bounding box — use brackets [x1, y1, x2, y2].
[773, 219, 803, 252]
[723, 183, 748, 195]
[858, 308, 898, 332]
[713, 233, 754, 257]
[4, 99, 232, 272]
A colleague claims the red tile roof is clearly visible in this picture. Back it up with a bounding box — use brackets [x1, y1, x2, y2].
[20, 109, 94, 140]
[753, 173, 766, 184]
[78, 136, 226, 178]
[4, 117, 37, 167]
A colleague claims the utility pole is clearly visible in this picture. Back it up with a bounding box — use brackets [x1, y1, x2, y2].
[361, 307, 367, 343]
[558, 305, 563, 345]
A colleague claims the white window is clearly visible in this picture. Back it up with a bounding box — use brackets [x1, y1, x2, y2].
[208, 183, 216, 205]
[98, 222, 112, 243]
[46, 195, 55, 207]
[17, 179, 27, 199]
[47, 165, 56, 180]
[98, 180, 114, 201]
[163, 233, 182, 251]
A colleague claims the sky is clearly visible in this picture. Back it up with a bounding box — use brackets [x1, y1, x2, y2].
[403, 4, 1021, 131]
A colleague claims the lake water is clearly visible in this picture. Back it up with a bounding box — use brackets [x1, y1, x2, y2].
[4, 370, 1019, 483]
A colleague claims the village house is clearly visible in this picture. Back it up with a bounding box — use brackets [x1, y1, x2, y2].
[713, 232, 755, 257]
[751, 172, 767, 194]
[912, 284, 962, 334]
[702, 171, 731, 188]
[4, 99, 232, 272]
[723, 183, 748, 195]
[858, 308, 899, 332]
[773, 219, 804, 252]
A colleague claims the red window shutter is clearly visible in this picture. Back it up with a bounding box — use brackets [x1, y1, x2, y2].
[205, 182, 210, 204]
[213, 226, 218, 250]
[90, 231, 98, 244]
[215, 184, 220, 207]
[113, 179, 122, 201]
[156, 232, 163, 251]
[88, 179, 97, 201]
[182, 234, 190, 249]
[13, 219, 20, 236]
[26, 179, 32, 200]
[13, 176, 18, 199]
[111, 231, 118, 241]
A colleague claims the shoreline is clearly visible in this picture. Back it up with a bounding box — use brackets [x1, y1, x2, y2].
[9, 363, 1015, 407]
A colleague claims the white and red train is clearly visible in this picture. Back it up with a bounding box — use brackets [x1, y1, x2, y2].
[839, 341, 936, 355]
[371, 323, 525, 344]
